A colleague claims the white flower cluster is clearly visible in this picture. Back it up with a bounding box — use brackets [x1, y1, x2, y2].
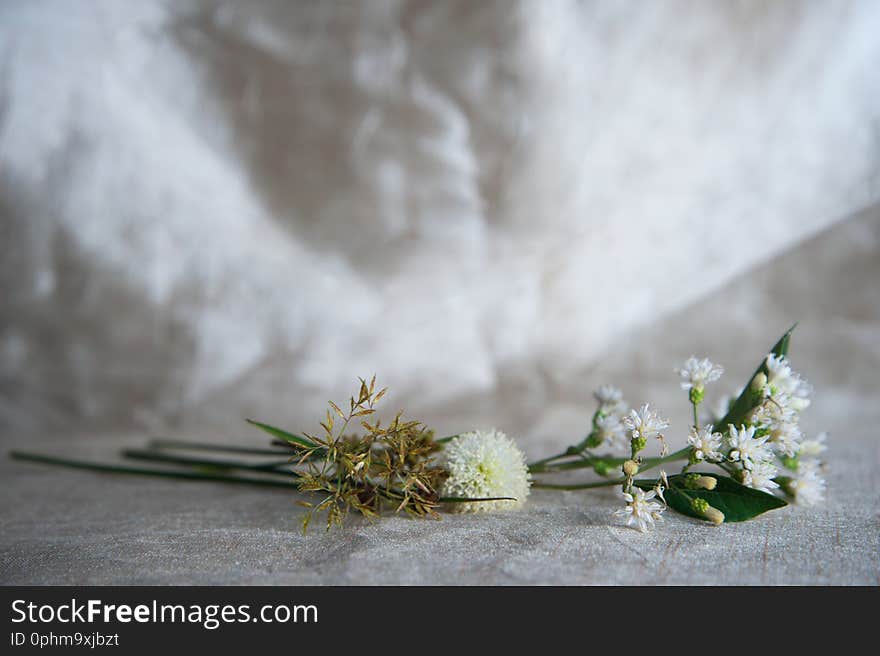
[612, 350, 828, 532]
[693, 354, 826, 504]
[441, 429, 532, 513]
[438, 345, 826, 531]
[737, 354, 825, 503]
[727, 424, 776, 489]
[590, 385, 630, 452]
[613, 402, 671, 532]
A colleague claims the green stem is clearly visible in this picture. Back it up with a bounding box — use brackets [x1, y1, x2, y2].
[527, 449, 579, 472]
[149, 438, 295, 457]
[123, 449, 294, 473]
[532, 478, 623, 491]
[11, 451, 528, 508]
[530, 446, 690, 475]
[528, 432, 597, 471]
[692, 402, 700, 429]
[9, 451, 300, 489]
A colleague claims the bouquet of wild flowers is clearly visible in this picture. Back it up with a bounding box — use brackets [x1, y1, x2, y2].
[12, 326, 826, 533]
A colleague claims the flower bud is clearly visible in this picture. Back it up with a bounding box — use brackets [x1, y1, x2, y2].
[691, 498, 709, 513]
[696, 476, 717, 490]
[593, 460, 611, 476]
[622, 460, 640, 477]
[684, 473, 717, 490]
[750, 372, 768, 395]
[789, 397, 810, 412]
[703, 506, 725, 525]
[780, 456, 799, 471]
[689, 387, 705, 405]
[691, 497, 724, 525]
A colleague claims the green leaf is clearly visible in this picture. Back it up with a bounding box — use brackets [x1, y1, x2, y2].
[635, 474, 787, 523]
[714, 324, 796, 431]
[246, 419, 315, 449]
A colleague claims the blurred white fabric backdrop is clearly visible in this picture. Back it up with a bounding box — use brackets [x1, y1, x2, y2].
[2, 0, 879, 444]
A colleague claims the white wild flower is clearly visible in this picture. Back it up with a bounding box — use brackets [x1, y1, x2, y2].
[789, 377, 812, 412]
[799, 432, 828, 459]
[615, 487, 665, 533]
[441, 429, 532, 513]
[764, 354, 797, 394]
[763, 354, 811, 411]
[687, 425, 724, 462]
[741, 460, 780, 493]
[623, 404, 670, 443]
[593, 385, 625, 410]
[787, 459, 826, 506]
[750, 395, 798, 427]
[727, 424, 773, 470]
[676, 356, 724, 392]
[594, 412, 629, 451]
[768, 421, 803, 458]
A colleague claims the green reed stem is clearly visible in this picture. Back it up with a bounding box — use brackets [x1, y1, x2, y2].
[529, 446, 690, 475]
[123, 449, 294, 473]
[10, 451, 300, 489]
[149, 438, 295, 456]
[532, 479, 623, 491]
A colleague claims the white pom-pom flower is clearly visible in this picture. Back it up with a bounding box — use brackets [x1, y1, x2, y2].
[441, 429, 532, 513]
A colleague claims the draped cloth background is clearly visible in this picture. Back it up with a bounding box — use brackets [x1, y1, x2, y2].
[1, 1, 878, 584]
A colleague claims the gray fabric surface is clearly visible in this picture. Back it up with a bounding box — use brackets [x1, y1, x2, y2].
[1, 434, 876, 586]
[3, 207, 878, 585]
